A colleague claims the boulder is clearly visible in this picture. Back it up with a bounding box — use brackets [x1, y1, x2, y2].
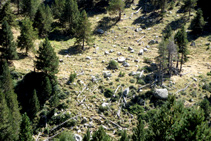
[135, 28, 142, 32]
[148, 40, 156, 45]
[206, 42, 210, 46]
[103, 71, 112, 78]
[97, 29, 104, 34]
[109, 49, 114, 53]
[74, 134, 82, 141]
[102, 102, 109, 107]
[128, 47, 133, 51]
[123, 62, 130, 67]
[143, 48, 148, 52]
[130, 50, 134, 53]
[138, 49, 144, 55]
[117, 52, 122, 56]
[105, 51, 109, 55]
[190, 41, 196, 47]
[59, 59, 63, 62]
[154, 89, 168, 99]
[146, 45, 150, 48]
[118, 57, 126, 63]
[86, 56, 92, 60]
[123, 88, 129, 96]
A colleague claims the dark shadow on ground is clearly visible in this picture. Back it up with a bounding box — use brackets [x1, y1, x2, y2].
[86, 1, 108, 17]
[94, 16, 117, 35]
[163, 16, 186, 31]
[58, 45, 82, 56]
[132, 12, 162, 28]
[17, 53, 28, 60]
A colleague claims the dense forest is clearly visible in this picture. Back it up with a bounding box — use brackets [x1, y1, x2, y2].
[1, 0, 211, 140]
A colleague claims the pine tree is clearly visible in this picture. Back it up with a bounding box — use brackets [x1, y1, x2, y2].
[60, 0, 80, 34]
[29, 89, 40, 118]
[35, 38, 59, 75]
[107, 0, 125, 22]
[174, 26, 188, 72]
[50, 92, 59, 108]
[132, 118, 145, 141]
[91, 126, 111, 141]
[0, 60, 21, 140]
[41, 76, 52, 103]
[33, 4, 53, 37]
[163, 25, 172, 41]
[83, 128, 91, 141]
[1, 20, 18, 61]
[120, 130, 129, 141]
[0, 91, 12, 141]
[75, 10, 94, 51]
[20, 0, 40, 19]
[183, 0, 197, 19]
[0, 1, 16, 26]
[52, 0, 66, 19]
[18, 18, 37, 55]
[19, 113, 33, 141]
[190, 9, 205, 34]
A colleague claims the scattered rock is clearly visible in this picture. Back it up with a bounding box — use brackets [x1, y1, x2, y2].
[154, 89, 168, 99]
[148, 40, 158, 45]
[146, 45, 150, 48]
[206, 42, 210, 46]
[102, 102, 109, 107]
[103, 71, 112, 78]
[193, 77, 197, 82]
[143, 48, 148, 52]
[109, 49, 114, 53]
[105, 51, 109, 55]
[123, 62, 130, 67]
[117, 52, 122, 56]
[59, 59, 63, 62]
[74, 134, 82, 141]
[123, 88, 130, 96]
[81, 117, 88, 124]
[97, 29, 104, 34]
[134, 59, 139, 62]
[190, 41, 196, 47]
[102, 60, 105, 63]
[138, 49, 144, 55]
[135, 28, 142, 32]
[118, 57, 126, 63]
[130, 50, 134, 53]
[86, 56, 92, 60]
[128, 47, 133, 51]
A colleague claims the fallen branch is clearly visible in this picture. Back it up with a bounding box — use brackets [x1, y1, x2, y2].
[78, 96, 86, 106]
[44, 129, 64, 141]
[50, 115, 79, 132]
[134, 7, 142, 14]
[137, 36, 145, 43]
[175, 82, 192, 94]
[180, 71, 191, 76]
[77, 86, 87, 101]
[99, 115, 124, 130]
[113, 85, 121, 97]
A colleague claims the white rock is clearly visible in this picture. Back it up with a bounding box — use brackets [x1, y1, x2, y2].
[118, 57, 126, 63]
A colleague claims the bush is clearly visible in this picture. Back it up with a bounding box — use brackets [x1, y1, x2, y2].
[99, 105, 109, 112]
[104, 88, 114, 98]
[108, 60, 118, 69]
[137, 79, 146, 85]
[69, 72, 77, 83]
[207, 72, 211, 76]
[129, 104, 144, 114]
[119, 71, 125, 77]
[130, 79, 135, 83]
[169, 1, 175, 10]
[143, 57, 152, 64]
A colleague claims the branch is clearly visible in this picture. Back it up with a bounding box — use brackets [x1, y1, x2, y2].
[175, 82, 192, 94]
[137, 36, 145, 43]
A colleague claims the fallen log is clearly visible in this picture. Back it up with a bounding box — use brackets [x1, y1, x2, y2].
[175, 82, 192, 94]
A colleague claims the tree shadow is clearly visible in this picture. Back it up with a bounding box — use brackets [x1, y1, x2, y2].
[17, 53, 28, 60]
[132, 12, 162, 28]
[94, 16, 117, 35]
[163, 16, 186, 31]
[58, 45, 82, 56]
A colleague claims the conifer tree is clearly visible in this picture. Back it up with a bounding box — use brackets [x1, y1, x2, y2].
[75, 10, 94, 51]
[83, 128, 91, 141]
[35, 38, 59, 75]
[18, 18, 37, 55]
[50, 92, 59, 108]
[183, 0, 197, 19]
[120, 130, 129, 141]
[0, 1, 16, 26]
[1, 20, 18, 61]
[132, 118, 145, 141]
[91, 126, 111, 141]
[60, 0, 80, 34]
[174, 26, 188, 71]
[163, 25, 172, 41]
[19, 113, 33, 141]
[107, 0, 125, 22]
[0, 91, 12, 141]
[41, 76, 52, 103]
[29, 89, 40, 118]
[190, 9, 205, 34]
[52, 0, 65, 19]
[0, 60, 21, 140]
[33, 4, 53, 37]
[20, 0, 40, 19]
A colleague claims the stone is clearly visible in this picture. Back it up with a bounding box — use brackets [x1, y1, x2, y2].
[134, 59, 139, 62]
[102, 102, 109, 107]
[138, 49, 144, 55]
[130, 50, 134, 53]
[154, 89, 168, 99]
[81, 117, 88, 124]
[118, 57, 126, 63]
[93, 44, 96, 48]
[112, 45, 116, 48]
[190, 41, 196, 47]
[206, 42, 210, 46]
[128, 47, 133, 51]
[123, 88, 129, 96]
[123, 62, 130, 67]
[103, 71, 112, 78]
[146, 45, 150, 48]
[74, 134, 82, 141]
[86, 56, 92, 60]
[169, 11, 172, 14]
[135, 28, 142, 32]
[59, 59, 63, 62]
[143, 48, 148, 52]
[109, 49, 114, 53]
[102, 60, 105, 63]
[130, 71, 136, 76]
[117, 52, 122, 56]
[148, 40, 157, 45]
[105, 51, 109, 55]
[193, 77, 197, 82]
[97, 29, 104, 34]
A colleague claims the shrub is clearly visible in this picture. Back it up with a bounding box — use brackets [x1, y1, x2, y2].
[137, 79, 146, 85]
[108, 60, 118, 69]
[143, 57, 152, 64]
[69, 72, 77, 83]
[99, 105, 109, 112]
[207, 72, 211, 76]
[169, 1, 175, 10]
[129, 104, 144, 114]
[130, 79, 135, 83]
[119, 71, 125, 77]
[104, 88, 113, 98]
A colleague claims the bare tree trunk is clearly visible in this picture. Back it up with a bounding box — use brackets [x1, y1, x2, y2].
[118, 10, 121, 22]
[180, 54, 183, 72]
[176, 54, 180, 69]
[82, 38, 85, 51]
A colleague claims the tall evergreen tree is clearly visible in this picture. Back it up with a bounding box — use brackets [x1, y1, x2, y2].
[18, 18, 37, 55]
[119, 130, 129, 141]
[132, 118, 145, 141]
[33, 3, 53, 37]
[92, 126, 111, 141]
[35, 38, 59, 75]
[190, 8, 205, 34]
[52, 0, 66, 19]
[19, 113, 33, 141]
[163, 25, 173, 41]
[40, 76, 52, 103]
[107, 0, 125, 22]
[0, 60, 21, 140]
[174, 26, 188, 71]
[183, 0, 197, 19]
[0, 20, 18, 61]
[0, 1, 16, 26]
[0, 91, 12, 141]
[60, 0, 80, 34]
[29, 89, 40, 118]
[20, 0, 40, 19]
[83, 128, 91, 141]
[75, 10, 94, 51]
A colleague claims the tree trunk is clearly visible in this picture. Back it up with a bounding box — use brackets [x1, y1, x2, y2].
[176, 54, 179, 69]
[180, 54, 183, 72]
[17, 0, 20, 14]
[82, 38, 85, 51]
[118, 10, 121, 22]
